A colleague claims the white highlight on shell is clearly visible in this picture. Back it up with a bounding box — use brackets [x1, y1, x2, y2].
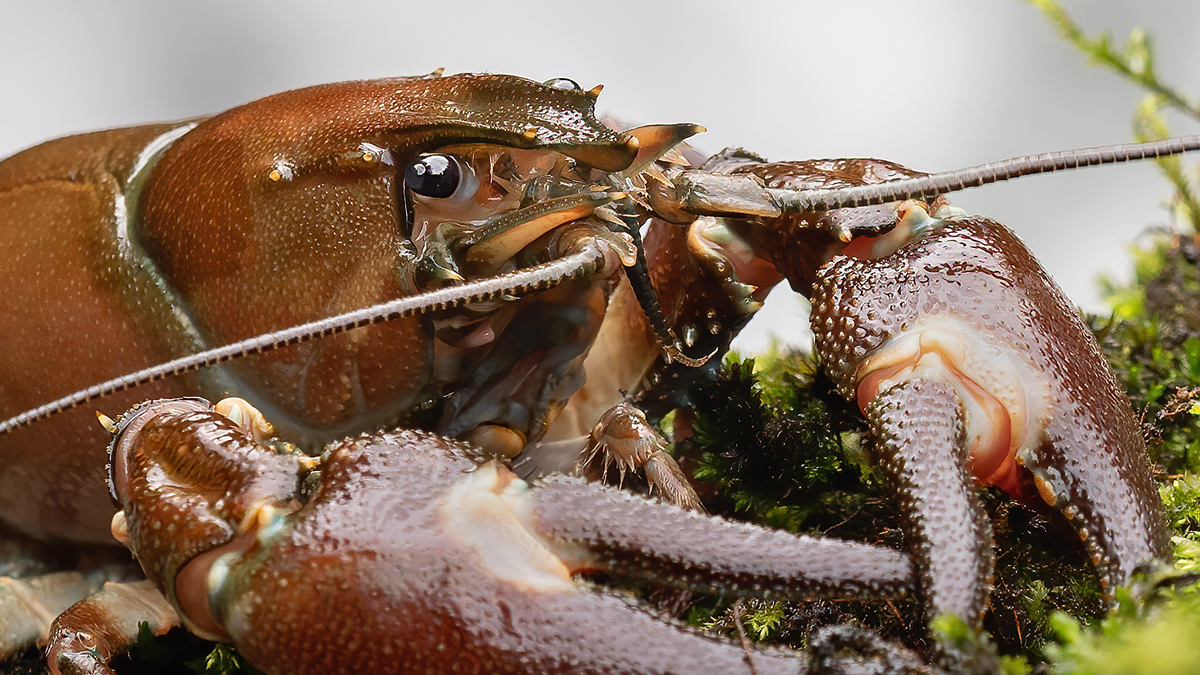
[439, 461, 574, 592]
[115, 122, 198, 260]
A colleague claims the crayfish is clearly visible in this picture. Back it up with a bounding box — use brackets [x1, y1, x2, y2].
[0, 72, 1193, 674]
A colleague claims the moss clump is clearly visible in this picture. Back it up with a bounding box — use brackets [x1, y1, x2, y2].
[184, 642, 264, 675]
[1092, 235, 1200, 475]
[687, 353, 888, 536]
[1039, 577, 1200, 675]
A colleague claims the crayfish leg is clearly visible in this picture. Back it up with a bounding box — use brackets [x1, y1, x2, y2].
[576, 402, 703, 511]
[45, 579, 178, 675]
[0, 571, 99, 660]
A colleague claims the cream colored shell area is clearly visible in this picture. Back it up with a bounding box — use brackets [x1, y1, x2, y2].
[438, 462, 576, 593]
[854, 317, 1052, 496]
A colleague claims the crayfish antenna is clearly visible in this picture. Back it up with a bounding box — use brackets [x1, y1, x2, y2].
[670, 135, 1200, 218]
[615, 206, 714, 369]
[769, 134, 1200, 211]
[0, 246, 609, 436]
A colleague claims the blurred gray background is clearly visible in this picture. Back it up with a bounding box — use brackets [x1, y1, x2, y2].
[3, 0, 1198, 352]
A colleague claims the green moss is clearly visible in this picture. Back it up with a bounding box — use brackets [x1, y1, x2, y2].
[186, 644, 263, 675]
[1161, 475, 1200, 538]
[1091, 235, 1200, 475]
[700, 600, 789, 642]
[1042, 582, 1200, 675]
[687, 352, 888, 536]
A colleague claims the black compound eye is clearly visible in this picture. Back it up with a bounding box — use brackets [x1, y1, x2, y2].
[543, 77, 581, 91]
[404, 154, 461, 198]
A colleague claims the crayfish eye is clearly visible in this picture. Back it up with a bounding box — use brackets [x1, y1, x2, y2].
[405, 154, 463, 199]
[543, 77, 581, 91]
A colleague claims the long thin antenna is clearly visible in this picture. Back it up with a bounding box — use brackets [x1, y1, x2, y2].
[0, 245, 605, 435]
[771, 135, 1200, 211]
